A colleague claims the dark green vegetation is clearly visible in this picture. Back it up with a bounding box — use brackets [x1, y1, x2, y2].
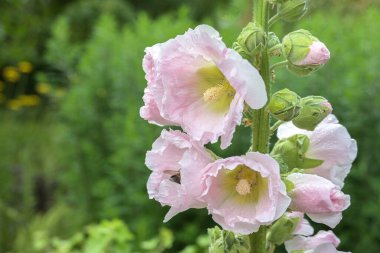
[0, 0, 379, 252]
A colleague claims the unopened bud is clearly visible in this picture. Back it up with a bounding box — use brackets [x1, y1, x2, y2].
[278, 0, 309, 22]
[283, 29, 330, 76]
[234, 22, 265, 59]
[271, 134, 323, 170]
[292, 96, 332, 131]
[268, 88, 301, 121]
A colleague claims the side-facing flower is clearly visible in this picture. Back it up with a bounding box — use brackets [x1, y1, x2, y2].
[146, 129, 214, 221]
[285, 230, 350, 253]
[278, 114, 357, 187]
[287, 173, 350, 228]
[200, 152, 290, 234]
[140, 25, 267, 149]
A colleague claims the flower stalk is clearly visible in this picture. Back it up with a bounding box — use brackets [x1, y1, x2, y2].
[250, 0, 271, 252]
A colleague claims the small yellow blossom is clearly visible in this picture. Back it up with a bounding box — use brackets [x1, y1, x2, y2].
[7, 99, 22, 110]
[36, 83, 52, 94]
[19, 95, 41, 106]
[18, 61, 33, 73]
[3, 67, 20, 83]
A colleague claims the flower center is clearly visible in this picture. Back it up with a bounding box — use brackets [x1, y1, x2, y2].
[197, 64, 236, 112]
[235, 179, 251, 196]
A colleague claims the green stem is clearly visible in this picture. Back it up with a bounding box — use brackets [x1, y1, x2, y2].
[250, 0, 271, 252]
[270, 120, 284, 135]
[251, 0, 270, 154]
[269, 13, 280, 27]
[270, 60, 288, 72]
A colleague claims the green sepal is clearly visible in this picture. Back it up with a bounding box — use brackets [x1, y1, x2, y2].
[208, 227, 250, 253]
[286, 62, 322, 76]
[292, 95, 332, 131]
[271, 134, 324, 170]
[268, 88, 301, 122]
[278, 0, 309, 22]
[283, 178, 295, 193]
[234, 22, 265, 59]
[267, 215, 301, 245]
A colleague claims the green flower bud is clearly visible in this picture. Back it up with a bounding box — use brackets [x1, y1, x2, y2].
[208, 227, 250, 253]
[278, 0, 309, 22]
[283, 29, 330, 76]
[283, 29, 317, 64]
[268, 88, 301, 121]
[234, 22, 265, 59]
[271, 134, 323, 170]
[292, 96, 333, 131]
[267, 215, 301, 245]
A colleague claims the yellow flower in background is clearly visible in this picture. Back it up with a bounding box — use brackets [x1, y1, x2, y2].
[7, 98, 22, 111]
[18, 61, 33, 73]
[36, 83, 52, 94]
[19, 95, 41, 106]
[3, 67, 20, 83]
[0, 81, 4, 91]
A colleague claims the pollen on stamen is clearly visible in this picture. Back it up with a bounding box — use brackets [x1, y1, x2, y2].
[203, 86, 224, 102]
[235, 179, 251, 196]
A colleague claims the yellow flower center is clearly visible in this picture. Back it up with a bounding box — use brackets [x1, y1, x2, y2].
[197, 65, 236, 112]
[220, 165, 267, 203]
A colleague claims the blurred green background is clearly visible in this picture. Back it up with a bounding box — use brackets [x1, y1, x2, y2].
[0, 0, 379, 252]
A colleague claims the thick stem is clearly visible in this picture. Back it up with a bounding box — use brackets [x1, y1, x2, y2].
[250, 0, 271, 253]
[251, 0, 270, 154]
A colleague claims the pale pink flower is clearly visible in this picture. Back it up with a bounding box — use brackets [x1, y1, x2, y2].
[297, 41, 330, 66]
[140, 25, 267, 149]
[146, 129, 214, 221]
[287, 173, 350, 228]
[285, 212, 314, 236]
[278, 114, 357, 187]
[285, 230, 350, 253]
[200, 152, 290, 234]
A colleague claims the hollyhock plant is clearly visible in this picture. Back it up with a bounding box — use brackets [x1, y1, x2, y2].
[278, 114, 358, 187]
[285, 230, 350, 253]
[140, 0, 355, 251]
[145, 129, 214, 221]
[287, 173, 350, 228]
[140, 25, 267, 149]
[200, 152, 290, 234]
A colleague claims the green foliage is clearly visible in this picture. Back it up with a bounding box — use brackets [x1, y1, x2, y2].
[46, 10, 205, 250]
[0, 114, 69, 252]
